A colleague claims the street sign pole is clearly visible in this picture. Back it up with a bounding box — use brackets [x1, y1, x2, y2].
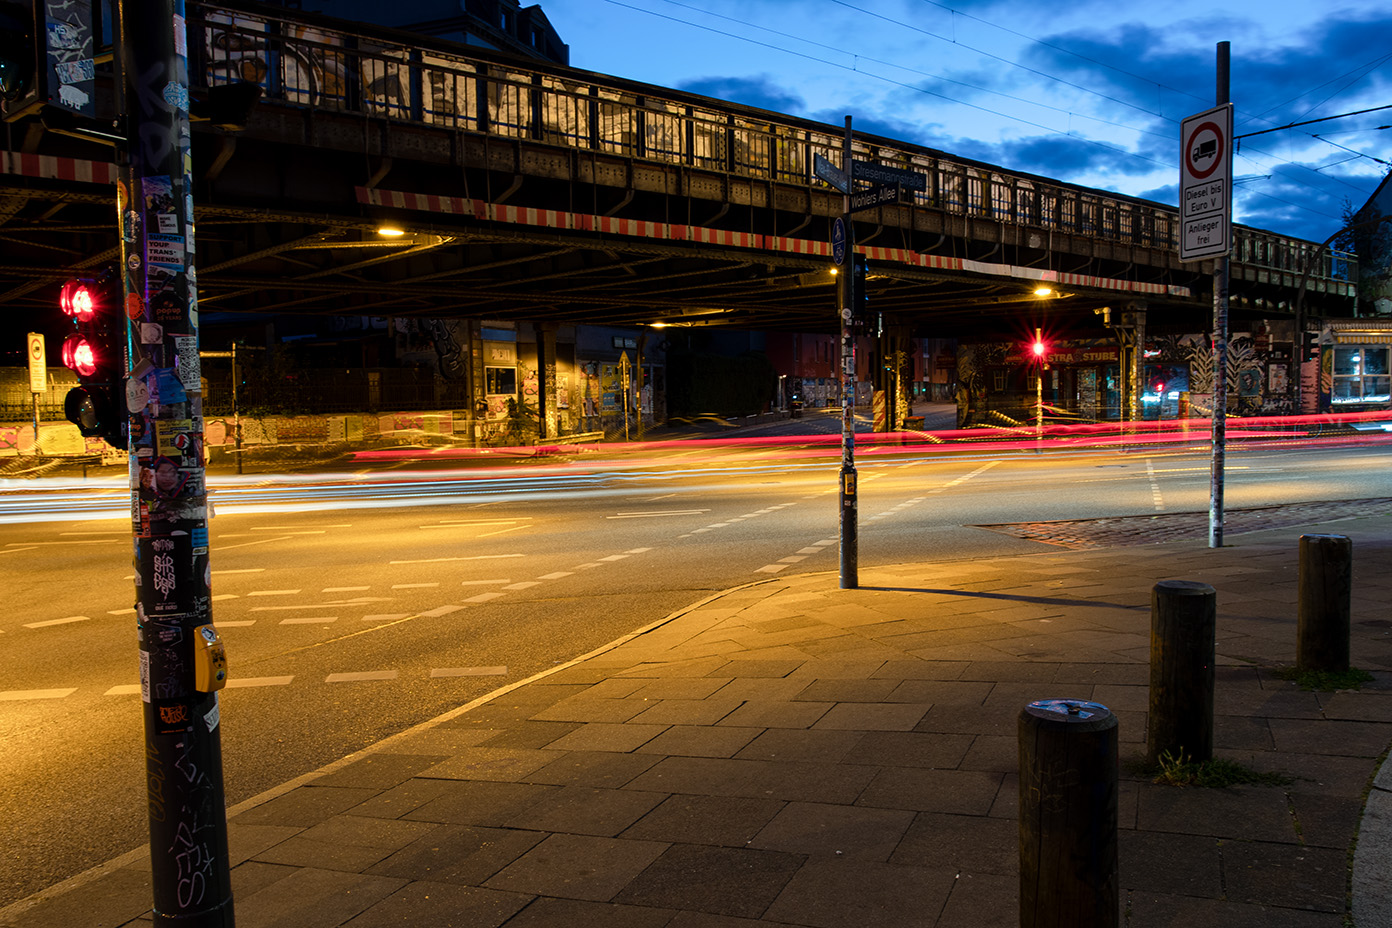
[1209, 43, 1232, 548]
[27, 332, 45, 453]
[121, 2, 235, 924]
[839, 116, 858, 590]
[1179, 46, 1234, 549]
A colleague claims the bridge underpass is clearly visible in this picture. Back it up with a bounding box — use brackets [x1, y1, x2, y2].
[0, 0, 1358, 431]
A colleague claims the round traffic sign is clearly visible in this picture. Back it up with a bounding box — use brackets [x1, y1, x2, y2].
[1185, 121, 1224, 181]
[831, 218, 846, 267]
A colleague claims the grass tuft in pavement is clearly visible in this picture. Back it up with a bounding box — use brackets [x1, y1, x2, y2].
[1270, 666, 1376, 692]
[1143, 750, 1290, 788]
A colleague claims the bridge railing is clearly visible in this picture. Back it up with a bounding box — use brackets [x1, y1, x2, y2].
[191, 3, 1354, 287]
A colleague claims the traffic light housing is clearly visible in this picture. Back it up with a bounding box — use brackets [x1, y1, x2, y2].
[58, 270, 127, 448]
[1029, 329, 1048, 365]
[851, 253, 868, 325]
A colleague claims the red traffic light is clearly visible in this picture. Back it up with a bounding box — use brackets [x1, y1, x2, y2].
[61, 334, 98, 377]
[60, 279, 98, 321]
[1031, 339, 1046, 358]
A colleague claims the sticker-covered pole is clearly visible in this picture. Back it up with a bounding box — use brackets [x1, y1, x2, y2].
[119, 1, 234, 924]
[839, 115, 858, 590]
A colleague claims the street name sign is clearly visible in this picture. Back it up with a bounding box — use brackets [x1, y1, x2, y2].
[848, 183, 899, 213]
[814, 153, 849, 194]
[1179, 103, 1233, 262]
[852, 160, 926, 192]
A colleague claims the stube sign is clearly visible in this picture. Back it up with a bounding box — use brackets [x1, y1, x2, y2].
[1179, 103, 1233, 262]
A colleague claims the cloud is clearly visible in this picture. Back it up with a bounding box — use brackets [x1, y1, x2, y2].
[676, 75, 806, 114]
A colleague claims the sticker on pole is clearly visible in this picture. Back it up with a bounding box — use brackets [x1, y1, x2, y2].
[1179, 103, 1232, 262]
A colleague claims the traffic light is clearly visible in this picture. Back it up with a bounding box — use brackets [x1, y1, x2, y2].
[851, 253, 868, 325]
[58, 270, 127, 448]
[1030, 329, 1047, 363]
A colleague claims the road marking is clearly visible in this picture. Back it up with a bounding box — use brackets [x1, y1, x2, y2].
[431, 519, 532, 526]
[754, 564, 791, 573]
[214, 568, 266, 574]
[211, 594, 239, 601]
[1146, 458, 1166, 511]
[226, 676, 294, 688]
[779, 556, 807, 563]
[248, 589, 302, 596]
[419, 605, 466, 617]
[326, 670, 398, 683]
[24, 616, 89, 629]
[537, 571, 573, 580]
[392, 583, 440, 589]
[575, 562, 602, 569]
[251, 604, 350, 612]
[217, 535, 297, 551]
[324, 586, 370, 592]
[796, 547, 822, 554]
[105, 684, 142, 695]
[607, 509, 712, 519]
[598, 554, 629, 561]
[503, 581, 540, 590]
[432, 667, 507, 677]
[280, 617, 339, 625]
[465, 591, 506, 603]
[461, 579, 511, 586]
[0, 546, 39, 555]
[392, 554, 525, 564]
[478, 524, 531, 538]
[625, 547, 652, 554]
[250, 527, 328, 533]
[218, 620, 257, 627]
[0, 688, 77, 700]
[364, 614, 411, 622]
[107, 608, 137, 616]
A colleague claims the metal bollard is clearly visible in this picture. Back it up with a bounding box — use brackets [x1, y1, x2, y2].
[1298, 534, 1352, 673]
[1018, 699, 1119, 928]
[1147, 580, 1215, 766]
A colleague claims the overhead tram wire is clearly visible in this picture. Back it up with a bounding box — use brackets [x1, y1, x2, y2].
[600, 0, 1380, 227]
[599, 0, 1177, 173]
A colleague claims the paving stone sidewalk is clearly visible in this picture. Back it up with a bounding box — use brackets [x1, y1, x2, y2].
[5, 512, 1392, 928]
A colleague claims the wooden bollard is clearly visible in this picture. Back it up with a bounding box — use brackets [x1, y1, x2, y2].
[1147, 580, 1215, 766]
[1298, 534, 1352, 673]
[1018, 699, 1119, 928]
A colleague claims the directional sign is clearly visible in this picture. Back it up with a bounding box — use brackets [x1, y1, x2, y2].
[831, 217, 847, 266]
[848, 184, 899, 214]
[852, 160, 926, 192]
[1179, 103, 1232, 262]
[814, 153, 849, 194]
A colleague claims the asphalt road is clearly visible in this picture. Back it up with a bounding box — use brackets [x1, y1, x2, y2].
[3, 436, 1392, 906]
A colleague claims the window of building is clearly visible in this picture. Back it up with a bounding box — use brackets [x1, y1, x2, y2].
[486, 366, 517, 395]
[1332, 347, 1391, 405]
[992, 369, 1007, 392]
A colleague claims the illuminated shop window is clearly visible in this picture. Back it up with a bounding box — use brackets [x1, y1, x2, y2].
[1332, 346, 1391, 405]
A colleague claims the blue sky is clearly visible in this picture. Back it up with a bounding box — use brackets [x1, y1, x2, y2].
[537, 0, 1391, 247]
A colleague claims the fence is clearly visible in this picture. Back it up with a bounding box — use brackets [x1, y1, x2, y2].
[189, 2, 1355, 288]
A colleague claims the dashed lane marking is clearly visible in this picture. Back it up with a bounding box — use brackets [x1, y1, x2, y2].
[280, 617, 338, 625]
[326, 671, 398, 683]
[392, 583, 440, 589]
[0, 688, 77, 700]
[226, 676, 294, 688]
[24, 616, 90, 629]
[607, 510, 712, 519]
[364, 614, 411, 622]
[218, 620, 256, 627]
[248, 589, 302, 597]
[391, 554, 525, 564]
[324, 586, 370, 592]
[432, 667, 507, 677]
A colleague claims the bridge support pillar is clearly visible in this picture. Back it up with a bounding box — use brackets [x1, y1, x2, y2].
[538, 324, 558, 440]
